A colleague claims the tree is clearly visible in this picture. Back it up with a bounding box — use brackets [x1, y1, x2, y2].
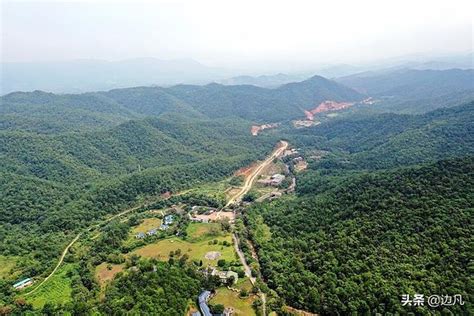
[239, 289, 248, 298]
[243, 192, 257, 202]
[210, 304, 225, 314]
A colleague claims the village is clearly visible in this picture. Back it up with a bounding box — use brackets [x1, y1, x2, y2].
[12, 142, 309, 316]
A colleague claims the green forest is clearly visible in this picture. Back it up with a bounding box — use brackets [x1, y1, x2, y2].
[1, 68, 473, 314]
[245, 157, 473, 314]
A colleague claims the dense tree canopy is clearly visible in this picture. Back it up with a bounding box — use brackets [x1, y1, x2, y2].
[246, 157, 474, 314]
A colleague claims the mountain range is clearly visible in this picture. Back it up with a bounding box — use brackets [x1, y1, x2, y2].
[1, 75, 363, 134]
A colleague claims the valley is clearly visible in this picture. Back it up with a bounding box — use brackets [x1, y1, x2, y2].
[0, 68, 473, 315]
[9, 140, 290, 315]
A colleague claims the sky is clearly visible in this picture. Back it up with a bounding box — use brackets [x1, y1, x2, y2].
[1, 0, 473, 68]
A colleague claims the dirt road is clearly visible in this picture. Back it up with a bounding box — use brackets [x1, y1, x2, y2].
[24, 233, 81, 296]
[225, 140, 288, 207]
[24, 204, 143, 296]
[228, 141, 288, 316]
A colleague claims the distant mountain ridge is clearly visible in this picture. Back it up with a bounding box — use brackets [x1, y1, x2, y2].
[219, 73, 308, 88]
[336, 68, 474, 113]
[0, 58, 230, 94]
[1, 75, 364, 133]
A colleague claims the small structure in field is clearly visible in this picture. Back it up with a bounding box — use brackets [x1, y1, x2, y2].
[135, 232, 146, 239]
[258, 173, 285, 186]
[204, 251, 221, 260]
[268, 191, 282, 201]
[206, 267, 239, 284]
[217, 270, 238, 284]
[13, 278, 33, 290]
[146, 228, 158, 236]
[160, 224, 169, 230]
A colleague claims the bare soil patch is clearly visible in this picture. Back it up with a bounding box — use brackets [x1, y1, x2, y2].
[205, 251, 221, 260]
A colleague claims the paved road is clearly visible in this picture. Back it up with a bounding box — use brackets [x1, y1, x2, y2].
[232, 233, 255, 283]
[232, 233, 267, 315]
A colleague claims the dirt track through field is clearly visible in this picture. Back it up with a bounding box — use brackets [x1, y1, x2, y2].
[24, 203, 145, 296]
[23, 142, 287, 307]
[225, 140, 288, 207]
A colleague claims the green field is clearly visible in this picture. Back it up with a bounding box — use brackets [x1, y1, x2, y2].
[188, 178, 232, 203]
[210, 286, 257, 316]
[132, 236, 235, 266]
[131, 223, 236, 266]
[131, 217, 161, 234]
[186, 222, 222, 241]
[26, 264, 74, 309]
[0, 255, 18, 279]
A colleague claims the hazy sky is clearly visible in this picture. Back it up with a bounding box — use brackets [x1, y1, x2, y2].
[2, 0, 473, 67]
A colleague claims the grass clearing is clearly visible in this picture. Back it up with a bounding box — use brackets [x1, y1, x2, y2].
[26, 264, 74, 309]
[210, 287, 257, 316]
[131, 217, 161, 234]
[131, 235, 235, 267]
[186, 222, 221, 241]
[95, 262, 124, 287]
[235, 278, 254, 292]
[189, 178, 231, 202]
[0, 255, 18, 279]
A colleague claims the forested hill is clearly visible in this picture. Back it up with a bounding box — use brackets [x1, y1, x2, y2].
[336, 68, 474, 113]
[283, 101, 474, 175]
[0, 113, 277, 280]
[246, 156, 474, 314]
[0, 74, 363, 133]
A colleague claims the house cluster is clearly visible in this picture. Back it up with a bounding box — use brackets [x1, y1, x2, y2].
[293, 156, 304, 163]
[135, 215, 175, 239]
[160, 214, 174, 230]
[135, 227, 158, 239]
[190, 216, 209, 223]
[189, 207, 220, 223]
[203, 267, 238, 284]
[257, 173, 285, 186]
[13, 278, 33, 290]
[282, 148, 299, 157]
[293, 156, 308, 172]
[212, 269, 238, 285]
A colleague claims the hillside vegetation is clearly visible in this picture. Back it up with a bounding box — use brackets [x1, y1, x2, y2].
[246, 157, 473, 314]
[1, 75, 363, 133]
[337, 68, 474, 113]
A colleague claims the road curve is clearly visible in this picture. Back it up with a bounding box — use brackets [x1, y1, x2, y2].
[24, 205, 142, 296]
[24, 233, 81, 296]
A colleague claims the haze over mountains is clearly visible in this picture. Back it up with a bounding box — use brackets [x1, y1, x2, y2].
[1, 52, 472, 94]
[0, 58, 229, 94]
[1, 54, 474, 315]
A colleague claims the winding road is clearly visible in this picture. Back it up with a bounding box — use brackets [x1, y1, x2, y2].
[24, 204, 142, 296]
[24, 141, 287, 315]
[24, 233, 82, 296]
